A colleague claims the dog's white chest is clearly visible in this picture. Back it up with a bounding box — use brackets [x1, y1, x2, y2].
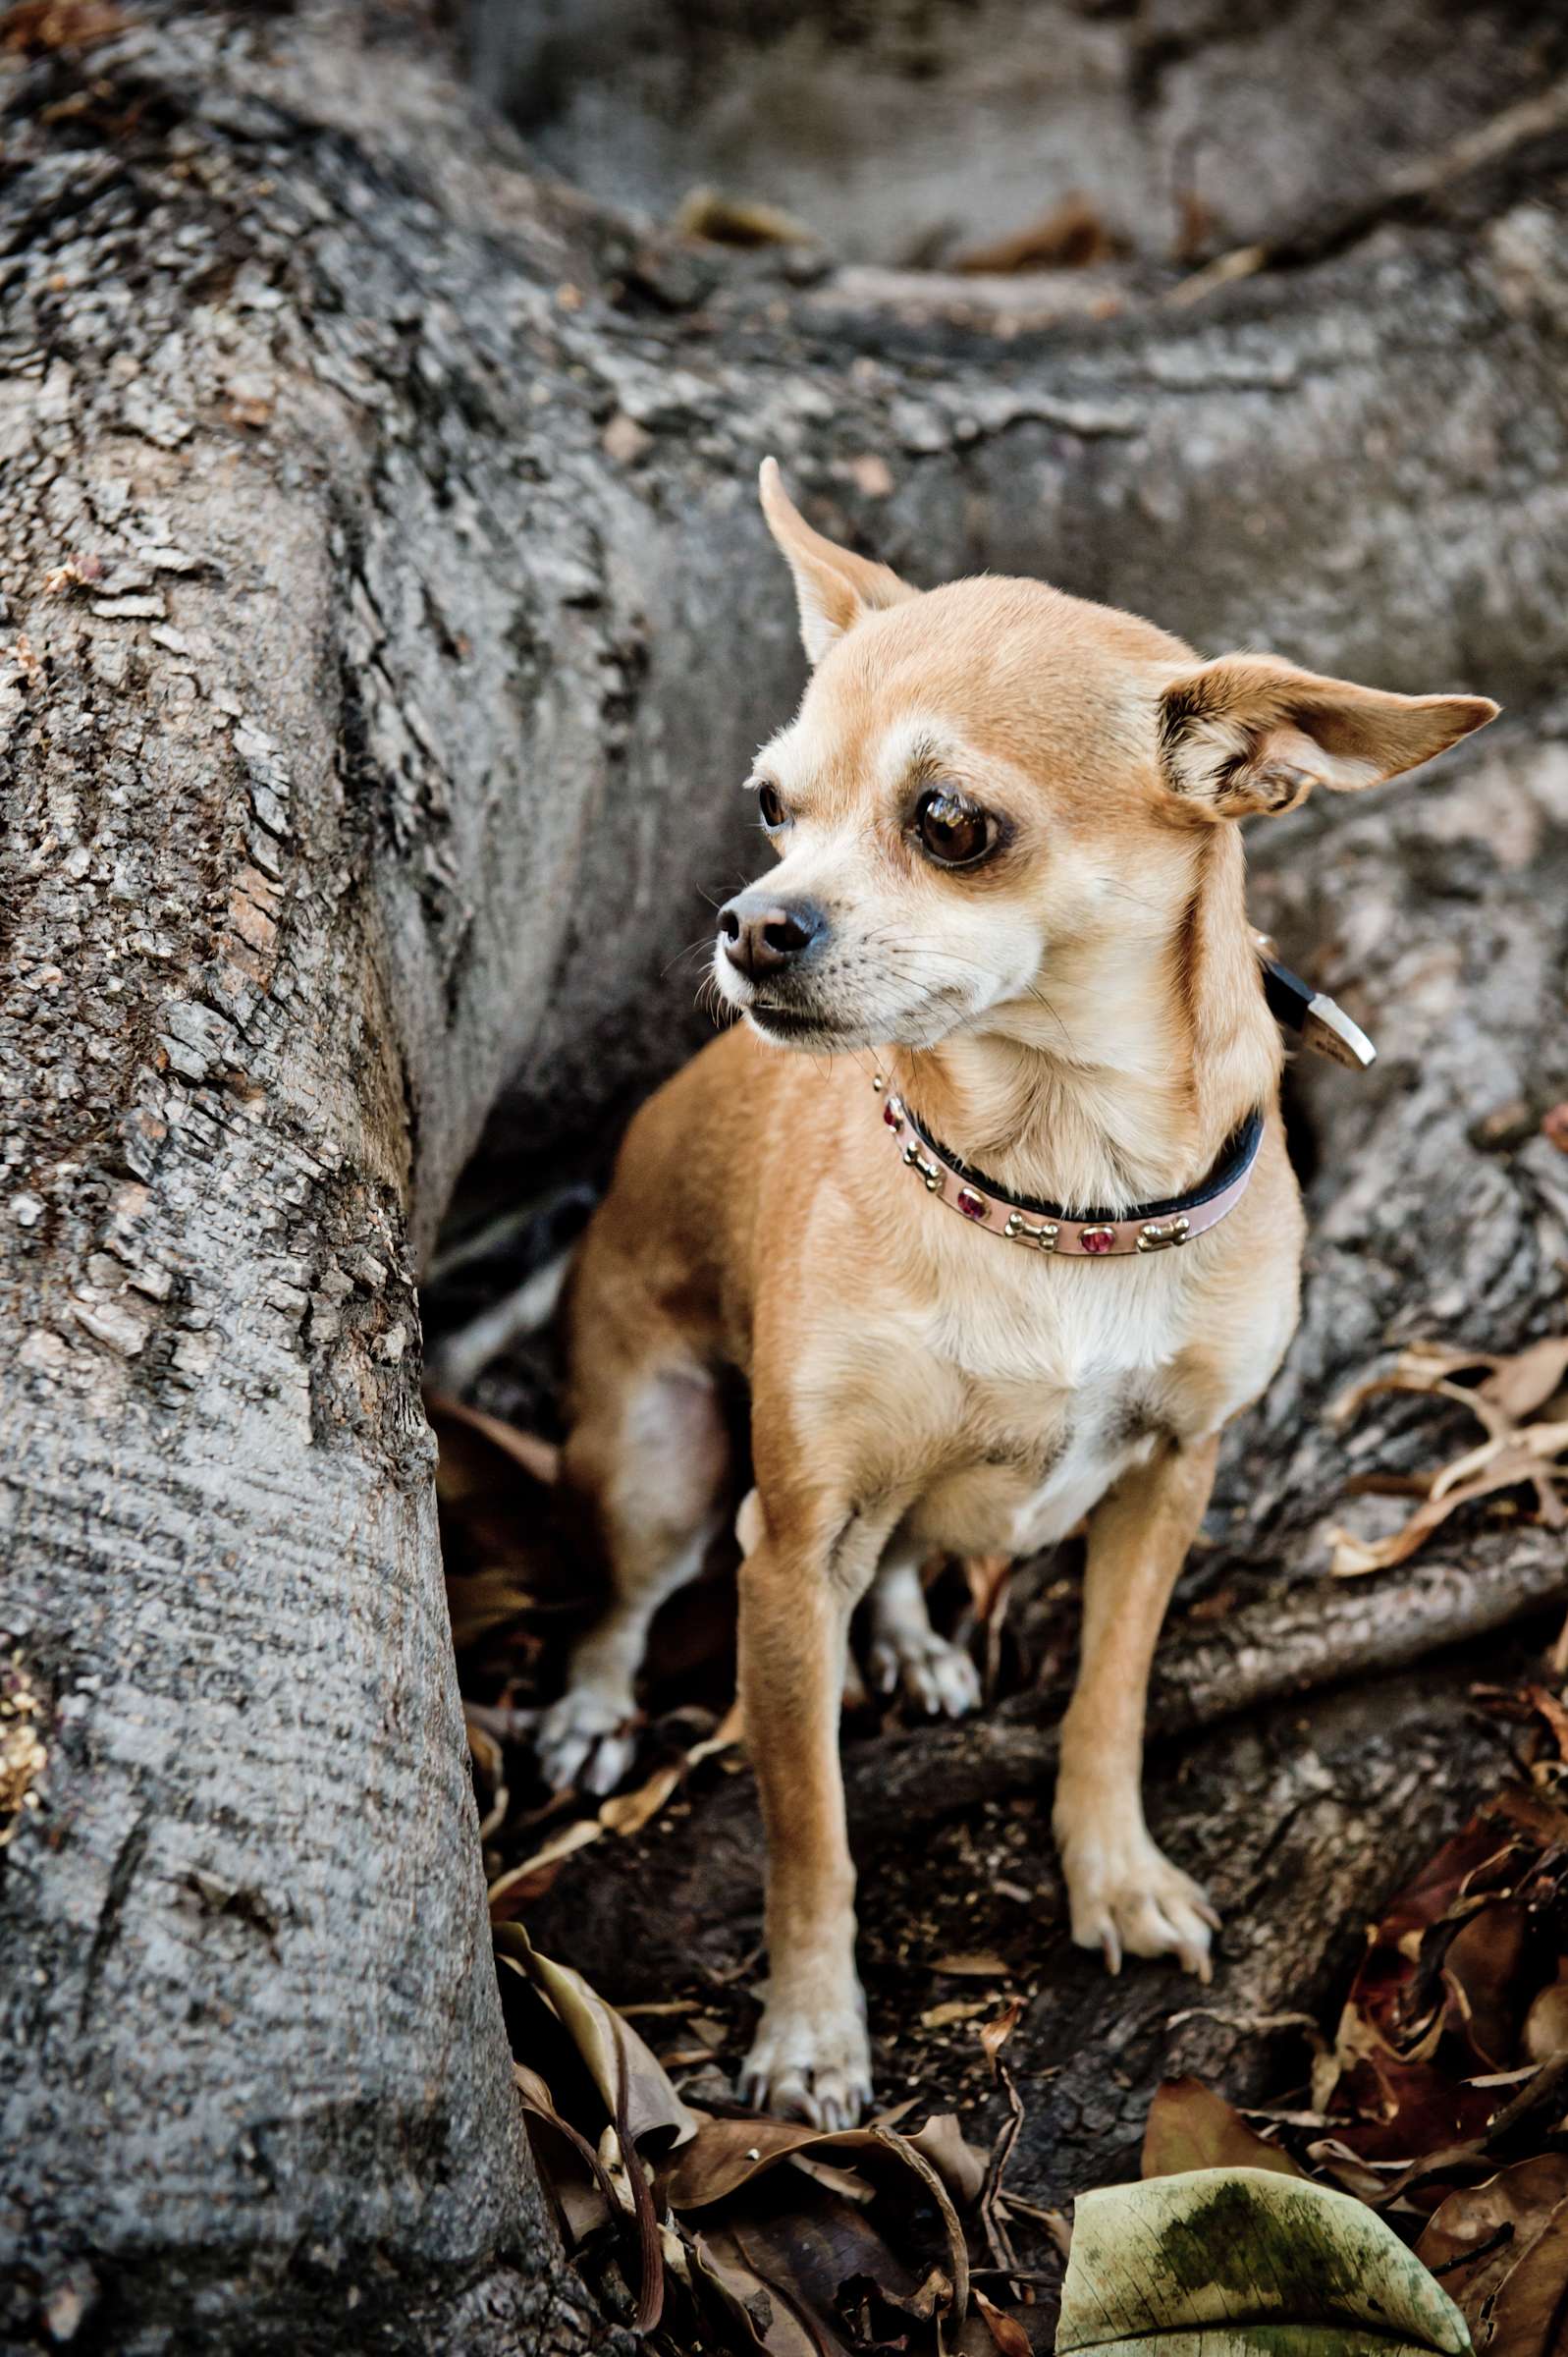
[906, 1388, 1155, 1558]
[898, 1245, 1196, 1556]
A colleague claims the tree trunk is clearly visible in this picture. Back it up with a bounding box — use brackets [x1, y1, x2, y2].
[1, 0, 1564, 2347]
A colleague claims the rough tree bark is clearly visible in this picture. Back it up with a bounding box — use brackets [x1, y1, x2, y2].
[1, 0, 1564, 2350]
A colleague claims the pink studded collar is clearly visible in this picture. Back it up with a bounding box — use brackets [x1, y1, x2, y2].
[872, 1075, 1265, 1258]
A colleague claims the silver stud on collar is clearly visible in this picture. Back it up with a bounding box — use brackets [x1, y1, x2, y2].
[1136, 1216, 1191, 1252]
[1003, 1209, 1059, 1252]
[901, 1140, 944, 1192]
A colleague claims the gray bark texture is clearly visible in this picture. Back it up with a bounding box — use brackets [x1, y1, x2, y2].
[1, 0, 1566, 2349]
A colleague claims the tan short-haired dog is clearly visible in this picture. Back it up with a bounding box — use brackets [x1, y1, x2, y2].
[537, 463, 1495, 2124]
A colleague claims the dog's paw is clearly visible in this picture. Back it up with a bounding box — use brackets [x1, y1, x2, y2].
[737, 2000, 872, 2131]
[867, 1626, 981, 1719]
[1058, 1821, 1218, 1982]
[535, 1686, 639, 1797]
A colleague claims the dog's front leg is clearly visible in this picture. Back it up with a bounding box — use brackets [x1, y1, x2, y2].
[1054, 1433, 1221, 1981]
[734, 1494, 892, 2128]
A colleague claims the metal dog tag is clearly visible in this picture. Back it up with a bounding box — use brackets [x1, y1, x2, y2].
[1255, 936, 1377, 1070]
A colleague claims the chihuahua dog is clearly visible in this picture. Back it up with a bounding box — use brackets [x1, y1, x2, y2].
[537, 461, 1495, 2125]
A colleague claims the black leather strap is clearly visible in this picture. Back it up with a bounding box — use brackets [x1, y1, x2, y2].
[916, 1108, 1267, 1229]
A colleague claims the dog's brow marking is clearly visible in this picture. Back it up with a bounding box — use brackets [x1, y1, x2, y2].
[873, 712, 961, 793]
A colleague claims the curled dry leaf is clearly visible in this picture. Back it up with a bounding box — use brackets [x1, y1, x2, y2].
[1323, 1810, 1539, 2165]
[488, 1815, 601, 1915]
[513, 2062, 618, 2245]
[663, 2117, 970, 2315]
[662, 2119, 974, 2352]
[1417, 2156, 1568, 2357]
[980, 1997, 1024, 2068]
[1057, 2168, 1470, 2355]
[494, 1921, 697, 2157]
[690, 2186, 953, 2356]
[688, 2218, 840, 2357]
[1480, 1337, 1568, 1421]
[906, 2112, 990, 2208]
[1328, 1328, 1568, 1577]
[973, 2284, 1034, 2356]
[1328, 1342, 1490, 1429]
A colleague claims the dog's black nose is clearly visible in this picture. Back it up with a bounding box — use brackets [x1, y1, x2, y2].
[718, 898, 826, 981]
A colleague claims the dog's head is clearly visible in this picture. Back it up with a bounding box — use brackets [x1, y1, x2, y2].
[712, 459, 1497, 1055]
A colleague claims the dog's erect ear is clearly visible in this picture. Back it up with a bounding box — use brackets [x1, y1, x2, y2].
[759, 456, 915, 666]
[1158, 654, 1498, 819]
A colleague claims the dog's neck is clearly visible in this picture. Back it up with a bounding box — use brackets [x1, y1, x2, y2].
[885, 829, 1280, 1216]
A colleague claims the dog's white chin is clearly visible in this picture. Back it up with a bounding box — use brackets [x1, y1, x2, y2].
[741, 1002, 975, 1056]
[741, 1007, 863, 1052]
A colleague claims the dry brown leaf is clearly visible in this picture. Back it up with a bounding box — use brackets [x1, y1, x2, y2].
[1329, 1342, 1492, 1427]
[933, 1949, 1012, 1978]
[973, 2285, 1033, 2356]
[488, 1815, 600, 1914]
[514, 2063, 618, 2245]
[1141, 2076, 1308, 2181]
[599, 1701, 743, 1836]
[1418, 2157, 1568, 2350]
[2, 0, 121, 51]
[493, 1701, 742, 1904]
[665, 2118, 971, 2330]
[1483, 2202, 1568, 2355]
[689, 2220, 841, 2357]
[921, 1999, 989, 2030]
[1482, 1337, 1568, 1420]
[428, 1393, 572, 1645]
[663, 2118, 823, 2208]
[674, 186, 819, 248]
[1329, 1447, 1563, 1576]
[980, 1996, 1025, 2068]
[907, 2112, 989, 2208]
[1524, 1681, 1568, 1761]
[962, 1552, 1013, 1625]
[428, 1391, 559, 1484]
[1330, 1331, 1568, 1573]
[1522, 1963, 1568, 2061]
[954, 195, 1122, 274]
[494, 1921, 698, 2157]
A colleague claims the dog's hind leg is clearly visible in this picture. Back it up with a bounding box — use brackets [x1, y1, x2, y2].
[864, 1552, 980, 1719]
[536, 1360, 728, 1796]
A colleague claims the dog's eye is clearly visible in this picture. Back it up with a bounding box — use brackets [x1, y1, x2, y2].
[915, 788, 995, 868]
[753, 779, 786, 830]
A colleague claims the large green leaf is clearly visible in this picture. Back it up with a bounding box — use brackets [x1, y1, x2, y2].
[1057, 2166, 1472, 2355]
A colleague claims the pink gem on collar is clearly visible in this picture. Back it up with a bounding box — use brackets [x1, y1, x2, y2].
[1079, 1225, 1116, 1254]
[955, 1185, 987, 1221]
